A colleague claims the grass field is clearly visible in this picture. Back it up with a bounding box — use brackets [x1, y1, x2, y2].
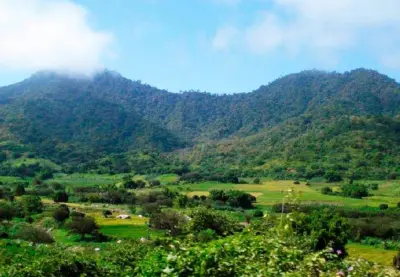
[47, 173, 126, 188]
[178, 180, 400, 208]
[348, 243, 397, 266]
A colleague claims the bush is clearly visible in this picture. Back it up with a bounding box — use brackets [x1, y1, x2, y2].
[298, 210, 350, 254]
[293, 180, 300, 185]
[66, 215, 99, 240]
[20, 195, 43, 215]
[379, 204, 389, 210]
[325, 171, 342, 183]
[149, 180, 161, 187]
[341, 183, 369, 199]
[196, 229, 216, 242]
[253, 210, 264, 218]
[52, 205, 70, 223]
[369, 183, 379, 190]
[209, 189, 256, 209]
[14, 225, 54, 244]
[253, 178, 261, 184]
[53, 191, 69, 203]
[188, 207, 241, 236]
[321, 187, 333, 195]
[0, 202, 13, 221]
[39, 217, 58, 229]
[102, 210, 112, 218]
[149, 210, 187, 236]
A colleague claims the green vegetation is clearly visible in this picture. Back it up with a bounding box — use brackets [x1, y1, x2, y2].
[1, 69, 400, 274]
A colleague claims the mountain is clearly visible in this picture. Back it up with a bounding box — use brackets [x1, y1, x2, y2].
[0, 68, 399, 179]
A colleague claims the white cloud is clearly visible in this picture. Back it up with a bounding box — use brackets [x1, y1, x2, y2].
[213, 0, 400, 67]
[0, 0, 113, 75]
[212, 26, 239, 51]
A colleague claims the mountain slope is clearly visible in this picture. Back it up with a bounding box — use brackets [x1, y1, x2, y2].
[0, 68, 399, 177]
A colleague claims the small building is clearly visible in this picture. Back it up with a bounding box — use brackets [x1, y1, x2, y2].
[116, 214, 131, 219]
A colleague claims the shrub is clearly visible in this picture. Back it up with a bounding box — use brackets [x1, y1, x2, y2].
[20, 195, 43, 215]
[293, 180, 300, 185]
[53, 191, 69, 203]
[379, 204, 389, 210]
[253, 178, 261, 184]
[196, 229, 216, 242]
[0, 202, 13, 221]
[325, 171, 342, 183]
[66, 215, 99, 240]
[188, 207, 241, 236]
[149, 211, 187, 236]
[39, 217, 58, 229]
[321, 186, 333, 195]
[52, 205, 70, 223]
[253, 210, 264, 218]
[369, 183, 379, 190]
[341, 183, 369, 199]
[14, 225, 54, 244]
[14, 184, 26, 196]
[102, 210, 112, 218]
[149, 180, 161, 187]
[298, 210, 350, 254]
[209, 189, 256, 209]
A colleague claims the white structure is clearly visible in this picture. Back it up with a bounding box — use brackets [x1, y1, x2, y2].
[116, 214, 131, 219]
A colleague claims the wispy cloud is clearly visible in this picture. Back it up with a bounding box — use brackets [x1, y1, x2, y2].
[212, 0, 400, 67]
[0, 0, 113, 75]
[212, 26, 239, 51]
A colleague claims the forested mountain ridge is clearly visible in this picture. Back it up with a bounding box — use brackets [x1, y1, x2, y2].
[0, 68, 399, 178]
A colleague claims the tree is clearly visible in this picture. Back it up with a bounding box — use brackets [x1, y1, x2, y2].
[321, 187, 333, 195]
[325, 171, 342, 183]
[15, 184, 25, 196]
[21, 195, 43, 215]
[0, 203, 13, 222]
[341, 183, 369, 199]
[102, 210, 112, 218]
[67, 215, 99, 240]
[298, 210, 350, 255]
[52, 205, 70, 223]
[53, 191, 69, 203]
[149, 180, 161, 187]
[379, 204, 389, 210]
[188, 207, 241, 236]
[149, 211, 187, 236]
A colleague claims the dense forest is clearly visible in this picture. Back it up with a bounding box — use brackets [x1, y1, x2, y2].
[0, 68, 399, 180]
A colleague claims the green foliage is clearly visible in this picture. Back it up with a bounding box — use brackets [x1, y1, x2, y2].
[20, 195, 43, 215]
[321, 186, 333, 195]
[52, 204, 70, 223]
[341, 183, 369, 199]
[14, 184, 25, 196]
[187, 207, 241, 236]
[209, 189, 256, 209]
[379, 204, 389, 210]
[66, 215, 99, 239]
[52, 191, 68, 203]
[149, 210, 187, 236]
[0, 202, 13, 221]
[298, 210, 350, 255]
[14, 224, 54, 244]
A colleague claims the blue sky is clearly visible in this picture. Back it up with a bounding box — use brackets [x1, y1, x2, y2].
[0, 0, 399, 93]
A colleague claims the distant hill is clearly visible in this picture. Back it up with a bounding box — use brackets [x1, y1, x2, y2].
[0, 68, 399, 179]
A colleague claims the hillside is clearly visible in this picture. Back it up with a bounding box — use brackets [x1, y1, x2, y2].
[0, 68, 399, 178]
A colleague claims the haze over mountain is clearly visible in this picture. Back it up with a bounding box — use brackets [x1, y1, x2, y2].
[0, 68, 399, 179]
